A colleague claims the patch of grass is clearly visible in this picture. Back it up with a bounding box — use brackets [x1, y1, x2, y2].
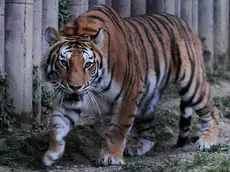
[214, 96, 230, 118]
[207, 65, 230, 85]
[212, 144, 230, 152]
[0, 134, 48, 168]
[59, 0, 70, 29]
[153, 107, 180, 143]
[167, 152, 230, 172]
[0, 69, 14, 131]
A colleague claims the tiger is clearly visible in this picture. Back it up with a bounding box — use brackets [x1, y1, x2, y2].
[42, 4, 220, 167]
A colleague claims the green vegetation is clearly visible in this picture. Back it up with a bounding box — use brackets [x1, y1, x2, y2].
[207, 65, 230, 85]
[214, 96, 230, 118]
[58, 0, 70, 29]
[0, 134, 48, 169]
[0, 69, 14, 130]
[167, 153, 230, 172]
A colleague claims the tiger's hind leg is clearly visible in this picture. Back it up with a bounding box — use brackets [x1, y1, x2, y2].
[124, 90, 159, 157]
[176, 100, 193, 147]
[124, 116, 157, 156]
[178, 80, 220, 151]
[43, 108, 80, 166]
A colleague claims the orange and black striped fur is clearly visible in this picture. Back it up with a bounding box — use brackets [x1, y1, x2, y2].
[42, 5, 220, 166]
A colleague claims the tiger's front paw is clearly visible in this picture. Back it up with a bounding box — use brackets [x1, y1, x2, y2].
[43, 150, 63, 166]
[196, 137, 217, 151]
[96, 153, 125, 166]
[124, 139, 155, 156]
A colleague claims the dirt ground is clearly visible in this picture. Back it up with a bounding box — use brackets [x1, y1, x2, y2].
[0, 81, 230, 172]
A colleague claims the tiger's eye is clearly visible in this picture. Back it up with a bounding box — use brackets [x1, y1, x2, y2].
[59, 60, 68, 68]
[85, 62, 93, 68]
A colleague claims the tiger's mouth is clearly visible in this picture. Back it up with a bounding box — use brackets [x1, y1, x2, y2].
[64, 93, 83, 102]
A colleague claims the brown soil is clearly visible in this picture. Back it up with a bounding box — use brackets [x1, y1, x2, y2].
[0, 81, 230, 172]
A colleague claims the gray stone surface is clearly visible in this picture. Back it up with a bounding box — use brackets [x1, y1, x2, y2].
[175, 0, 181, 17]
[192, 0, 198, 33]
[42, 0, 58, 55]
[105, 0, 112, 7]
[214, 0, 229, 68]
[89, 0, 106, 9]
[131, 0, 146, 16]
[164, 0, 175, 15]
[0, 0, 5, 73]
[198, 0, 214, 73]
[112, 0, 131, 17]
[5, 0, 34, 115]
[33, 0, 42, 122]
[67, 0, 89, 19]
[146, 0, 157, 14]
[181, 0, 192, 25]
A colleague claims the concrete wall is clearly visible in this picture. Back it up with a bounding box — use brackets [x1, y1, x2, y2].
[106, 0, 112, 7]
[192, 0, 198, 33]
[131, 0, 146, 16]
[175, 0, 181, 17]
[89, 0, 106, 9]
[181, 0, 192, 25]
[0, 0, 5, 74]
[33, 0, 42, 123]
[68, 0, 89, 19]
[5, 0, 34, 116]
[42, 0, 58, 55]
[214, 0, 229, 68]
[1, 0, 230, 125]
[164, 0, 175, 15]
[198, 0, 214, 73]
[112, 0, 131, 17]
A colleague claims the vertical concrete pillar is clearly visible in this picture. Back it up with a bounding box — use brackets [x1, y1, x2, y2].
[131, 0, 146, 16]
[156, 0, 164, 12]
[164, 0, 175, 15]
[112, 0, 131, 17]
[42, 0, 58, 55]
[5, 0, 34, 116]
[146, 0, 157, 14]
[181, 0, 192, 25]
[175, 0, 181, 17]
[214, 0, 229, 68]
[199, 0, 214, 73]
[0, 0, 5, 73]
[33, 0, 42, 123]
[192, 0, 198, 33]
[89, 0, 106, 9]
[67, 0, 88, 19]
[106, 0, 112, 7]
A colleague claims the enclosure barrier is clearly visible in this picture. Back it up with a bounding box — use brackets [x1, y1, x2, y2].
[0, 0, 229, 125]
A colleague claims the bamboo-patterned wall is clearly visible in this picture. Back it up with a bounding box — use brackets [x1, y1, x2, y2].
[0, 0, 229, 122]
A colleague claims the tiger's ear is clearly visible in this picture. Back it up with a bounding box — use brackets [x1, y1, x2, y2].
[90, 27, 104, 47]
[45, 27, 61, 46]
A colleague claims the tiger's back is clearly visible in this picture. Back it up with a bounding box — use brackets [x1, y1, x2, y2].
[43, 5, 220, 166]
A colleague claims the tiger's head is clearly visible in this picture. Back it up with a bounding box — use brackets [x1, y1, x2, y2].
[42, 27, 106, 104]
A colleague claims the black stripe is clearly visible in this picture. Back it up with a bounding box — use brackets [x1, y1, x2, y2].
[86, 15, 105, 23]
[64, 115, 75, 126]
[105, 133, 115, 144]
[116, 66, 128, 101]
[179, 116, 192, 131]
[128, 114, 136, 118]
[126, 19, 148, 86]
[133, 17, 161, 83]
[177, 136, 188, 146]
[175, 45, 182, 82]
[102, 64, 115, 92]
[137, 126, 154, 134]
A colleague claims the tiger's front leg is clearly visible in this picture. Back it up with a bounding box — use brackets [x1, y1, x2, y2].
[43, 107, 80, 166]
[96, 98, 137, 166]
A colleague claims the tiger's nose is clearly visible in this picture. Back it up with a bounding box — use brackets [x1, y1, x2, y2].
[68, 84, 82, 90]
